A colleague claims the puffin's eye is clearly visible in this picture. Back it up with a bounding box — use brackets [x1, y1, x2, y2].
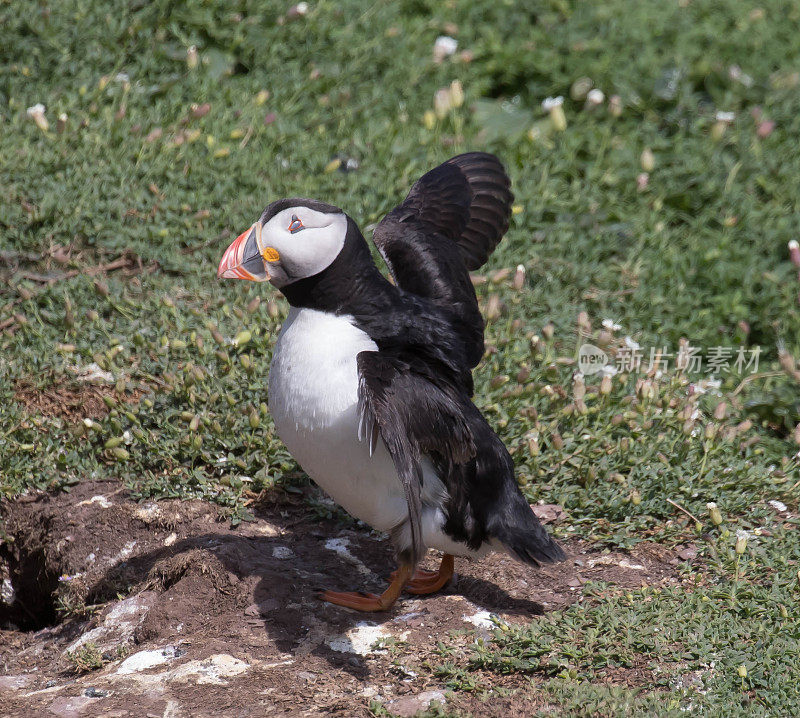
[288, 215, 304, 233]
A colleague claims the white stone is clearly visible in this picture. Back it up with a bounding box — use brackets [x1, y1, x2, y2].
[116, 646, 180, 675]
[326, 622, 401, 655]
[462, 610, 495, 629]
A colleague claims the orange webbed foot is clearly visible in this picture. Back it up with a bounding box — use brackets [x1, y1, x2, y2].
[319, 564, 414, 612]
[390, 554, 455, 595]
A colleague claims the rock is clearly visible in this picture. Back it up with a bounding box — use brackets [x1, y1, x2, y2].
[0, 674, 34, 690]
[48, 695, 103, 717]
[65, 593, 157, 655]
[326, 622, 402, 656]
[531, 503, 566, 523]
[245, 522, 281, 538]
[385, 690, 446, 717]
[461, 610, 495, 629]
[167, 654, 250, 685]
[271, 546, 295, 560]
[116, 646, 181, 675]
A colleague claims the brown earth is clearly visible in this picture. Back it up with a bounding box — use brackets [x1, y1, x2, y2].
[0, 481, 692, 717]
[13, 381, 144, 421]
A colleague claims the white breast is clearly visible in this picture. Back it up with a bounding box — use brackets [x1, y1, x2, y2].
[268, 306, 488, 558]
[268, 308, 409, 532]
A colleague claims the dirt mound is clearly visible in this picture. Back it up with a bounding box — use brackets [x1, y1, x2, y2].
[0, 482, 693, 716]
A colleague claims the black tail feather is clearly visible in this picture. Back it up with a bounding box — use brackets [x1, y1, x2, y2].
[489, 491, 566, 566]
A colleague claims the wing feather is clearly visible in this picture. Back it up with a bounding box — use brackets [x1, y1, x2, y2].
[372, 153, 513, 368]
[357, 350, 476, 564]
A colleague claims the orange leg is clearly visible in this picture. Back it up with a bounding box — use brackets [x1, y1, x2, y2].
[319, 564, 413, 612]
[392, 554, 455, 595]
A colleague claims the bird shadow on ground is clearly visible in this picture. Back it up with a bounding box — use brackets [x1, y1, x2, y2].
[84, 503, 546, 678]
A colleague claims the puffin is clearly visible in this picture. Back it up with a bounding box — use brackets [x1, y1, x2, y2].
[217, 152, 565, 611]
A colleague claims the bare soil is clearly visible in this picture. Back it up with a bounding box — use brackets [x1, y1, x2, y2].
[0, 481, 693, 717]
[13, 381, 143, 421]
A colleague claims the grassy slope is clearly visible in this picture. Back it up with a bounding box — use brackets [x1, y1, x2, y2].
[2, 0, 800, 714]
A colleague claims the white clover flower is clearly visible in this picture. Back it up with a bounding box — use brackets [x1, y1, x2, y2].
[542, 96, 564, 110]
[602, 318, 622, 331]
[716, 111, 735, 123]
[433, 36, 458, 62]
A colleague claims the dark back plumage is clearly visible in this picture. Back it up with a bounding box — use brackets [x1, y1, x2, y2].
[373, 153, 513, 369]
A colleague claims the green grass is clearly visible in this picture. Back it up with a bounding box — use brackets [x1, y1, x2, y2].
[2, 0, 800, 714]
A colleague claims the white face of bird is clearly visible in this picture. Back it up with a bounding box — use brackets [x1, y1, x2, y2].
[217, 203, 347, 288]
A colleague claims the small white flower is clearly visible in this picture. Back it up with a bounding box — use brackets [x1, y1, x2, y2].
[624, 336, 641, 351]
[115, 72, 130, 83]
[433, 36, 458, 62]
[542, 96, 564, 110]
[586, 88, 605, 105]
[600, 364, 618, 377]
[122, 430, 132, 445]
[294, 1, 309, 14]
[716, 111, 735, 123]
[769, 499, 787, 512]
[735, 529, 749, 554]
[728, 66, 753, 87]
[602, 318, 622, 331]
[26, 103, 49, 131]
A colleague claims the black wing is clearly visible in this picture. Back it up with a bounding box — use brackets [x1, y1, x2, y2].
[372, 153, 513, 368]
[357, 350, 476, 565]
[357, 349, 565, 568]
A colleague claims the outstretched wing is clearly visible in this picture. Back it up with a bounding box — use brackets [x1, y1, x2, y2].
[357, 350, 476, 565]
[372, 153, 513, 368]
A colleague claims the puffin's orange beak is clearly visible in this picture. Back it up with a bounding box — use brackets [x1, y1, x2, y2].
[217, 223, 270, 282]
